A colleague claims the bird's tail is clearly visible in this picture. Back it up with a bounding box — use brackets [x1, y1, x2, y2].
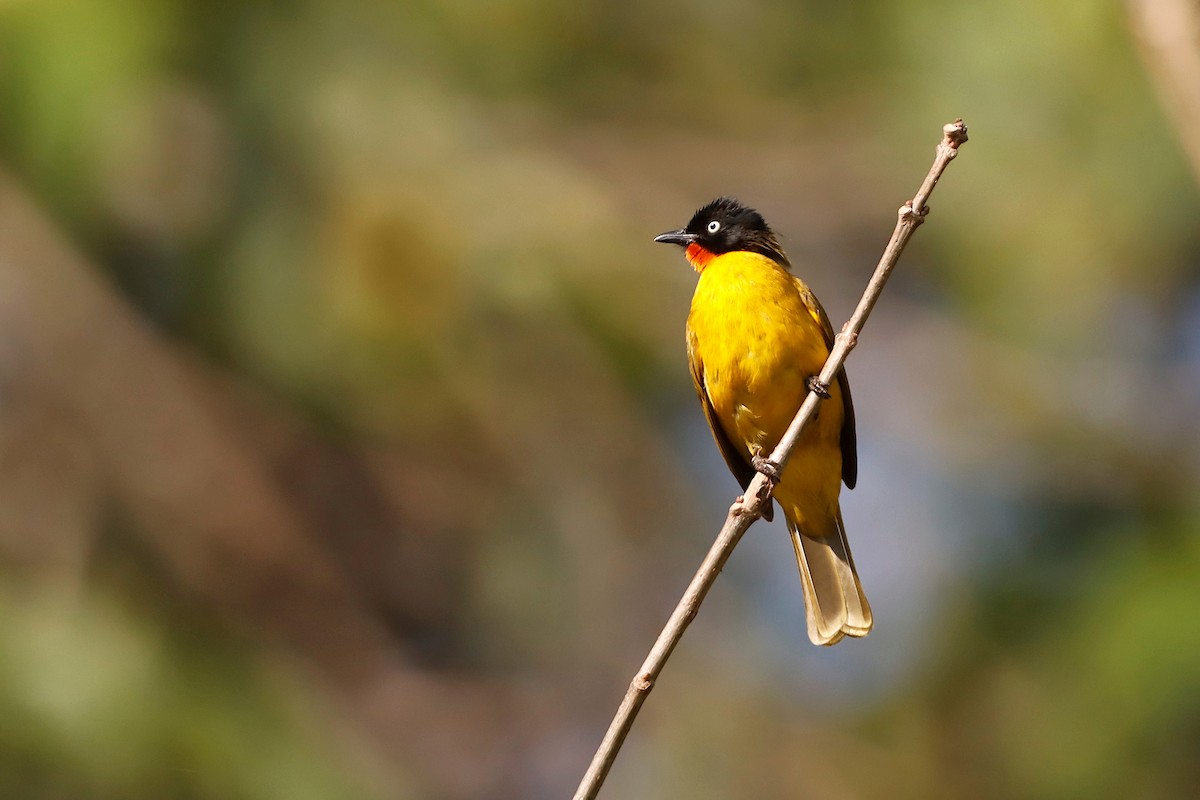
[788, 508, 872, 646]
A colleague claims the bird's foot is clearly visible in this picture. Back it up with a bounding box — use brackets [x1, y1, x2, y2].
[752, 454, 781, 483]
[806, 376, 831, 399]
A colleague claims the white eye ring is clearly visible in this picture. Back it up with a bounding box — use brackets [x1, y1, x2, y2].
[707, 220, 721, 233]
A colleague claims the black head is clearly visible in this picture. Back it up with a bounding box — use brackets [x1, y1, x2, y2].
[654, 197, 789, 268]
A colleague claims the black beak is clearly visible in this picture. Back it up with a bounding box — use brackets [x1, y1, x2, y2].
[654, 229, 696, 247]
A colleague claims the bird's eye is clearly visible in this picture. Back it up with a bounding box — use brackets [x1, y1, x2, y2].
[707, 220, 721, 233]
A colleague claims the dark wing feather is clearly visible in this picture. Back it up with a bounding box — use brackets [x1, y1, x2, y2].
[798, 285, 858, 490]
[686, 326, 774, 521]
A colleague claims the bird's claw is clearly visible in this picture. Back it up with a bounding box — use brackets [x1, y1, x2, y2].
[752, 454, 781, 483]
[807, 376, 831, 399]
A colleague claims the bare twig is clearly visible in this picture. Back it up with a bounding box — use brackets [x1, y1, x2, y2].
[572, 120, 969, 800]
[1123, 0, 1200, 183]
[1127, 0, 1200, 184]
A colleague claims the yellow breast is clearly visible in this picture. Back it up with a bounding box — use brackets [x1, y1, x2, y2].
[687, 251, 844, 526]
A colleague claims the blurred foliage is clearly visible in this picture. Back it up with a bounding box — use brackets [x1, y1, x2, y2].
[1, 0, 1199, 798]
[0, 581, 384, 800]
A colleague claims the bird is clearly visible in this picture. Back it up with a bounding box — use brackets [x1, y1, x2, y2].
[655, 197, 871, 646]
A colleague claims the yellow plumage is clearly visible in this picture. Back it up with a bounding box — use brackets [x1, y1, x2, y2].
[659, 198, 871, 646]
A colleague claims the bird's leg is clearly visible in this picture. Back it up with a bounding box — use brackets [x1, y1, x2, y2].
[806, 375, 831, 399]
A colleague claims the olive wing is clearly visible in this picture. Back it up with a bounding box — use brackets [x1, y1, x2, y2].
[797, 283, 858, 490]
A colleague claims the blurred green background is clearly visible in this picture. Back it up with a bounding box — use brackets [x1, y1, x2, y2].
[1, 0, 1199, 798]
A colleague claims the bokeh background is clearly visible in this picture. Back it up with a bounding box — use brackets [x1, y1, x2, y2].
[1, 0, 1199, 798]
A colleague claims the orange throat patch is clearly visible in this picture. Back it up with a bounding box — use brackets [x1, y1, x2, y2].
[685, 243, 716, 272]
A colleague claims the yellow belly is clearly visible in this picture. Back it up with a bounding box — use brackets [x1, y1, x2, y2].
[688, 251, 844, 536]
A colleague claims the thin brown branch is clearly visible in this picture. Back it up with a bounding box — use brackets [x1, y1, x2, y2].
[1127, 0, 1200, 184]
[572, 120, 969, 800]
